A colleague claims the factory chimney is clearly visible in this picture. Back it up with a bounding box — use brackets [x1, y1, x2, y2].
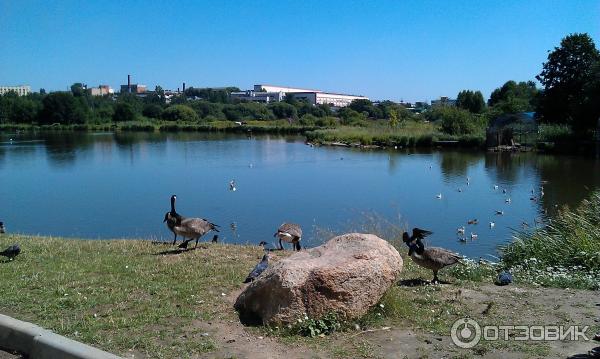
[182, 82, 186, 93]
[127, 74, 131, 93]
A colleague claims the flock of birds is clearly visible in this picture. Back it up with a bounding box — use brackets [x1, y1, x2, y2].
[159, 192, 509, 285]
[2, 172, 538, 284]
[436, 176, 547, 243]
[162, 194, 302, 283]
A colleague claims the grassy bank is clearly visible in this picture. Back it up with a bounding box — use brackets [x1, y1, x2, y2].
[305, 122, 486, 148]
[499, 191, 600, 289]
[1, 230, 597, 357]
[0, 236, 264, 357]
[0, 120, 323, 134]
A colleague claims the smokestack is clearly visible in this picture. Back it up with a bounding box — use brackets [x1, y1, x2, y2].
[182, 82, 186, 93]
[127, 74, 131, 93]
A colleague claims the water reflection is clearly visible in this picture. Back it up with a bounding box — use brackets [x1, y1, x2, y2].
[439, 150, 481, 181]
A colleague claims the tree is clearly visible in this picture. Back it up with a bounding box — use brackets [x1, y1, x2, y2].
[388, 108, 399, 128]
[268, 102, 297, 119]
[348, 99, 382, 119]
[142, 103, 163, 119]
[456, 90, 485, 114]
[536, 33, 600, 133]
[39, 92, 89, 124]
[113, 102, 137, 122]
[161, 105, 199, 122]
[338, 107, 367, 125]
[425, 107, 480, 135]
[70, 83, 86, 97]
[144, 86, 166, 105]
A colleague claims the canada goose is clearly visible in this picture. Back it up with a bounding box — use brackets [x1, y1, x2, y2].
[243, 253, 269, 283]
[274, 223, 302, 251]
[402, 227, 433, 246]
[0, 244, 20, 260]
[405, 238, 462, 283]
[505, 198, 511, 203]
[163, 195, 220, 249]
[457, 226, 465, 234]
[489, 222, 495, 228]
[467, 219, 478, 225]
[471, 232, 478, 240]
[493, 185, 498, 190]
[436, 193, 442, 199]
[458, 237, 467, 242]
[457, 188, 463, 192]
[0, 222, 5, 234]
[163, 195, 183, 245]
[229, 180, 236, 191]
[495, 210, 504, 215]
[502, 189, 507, 194]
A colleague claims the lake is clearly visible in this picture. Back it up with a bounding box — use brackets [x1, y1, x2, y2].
[1, 131, 599, 259]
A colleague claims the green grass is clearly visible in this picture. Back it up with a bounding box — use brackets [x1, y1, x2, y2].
[0, 235, 264, 358]
[0, 119, 322, 135]
[1, 206, 597, 358]
[499, 191, 600, 290]
[305, 122, 485, 147]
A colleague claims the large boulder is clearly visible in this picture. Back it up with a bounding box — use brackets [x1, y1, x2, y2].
[234, 233, 403, 325]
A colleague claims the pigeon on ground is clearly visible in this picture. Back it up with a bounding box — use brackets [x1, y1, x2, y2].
[0, 244, 20, 260]
[243, 254, 269, 283]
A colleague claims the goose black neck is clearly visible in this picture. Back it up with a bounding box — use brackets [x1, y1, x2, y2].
[170, 196, 176, 214]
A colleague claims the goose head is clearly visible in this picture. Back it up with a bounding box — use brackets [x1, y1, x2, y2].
[402, 232, 411, 245]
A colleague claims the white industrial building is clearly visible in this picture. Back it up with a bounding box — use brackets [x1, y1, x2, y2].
[231, 84, 368, 107]
[0, 85, 31, 96]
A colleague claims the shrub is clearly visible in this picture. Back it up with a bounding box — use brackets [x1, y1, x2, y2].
[113, 102, 137, 122]
[142, 104, 163, 119]
[162, 105, 199, 122]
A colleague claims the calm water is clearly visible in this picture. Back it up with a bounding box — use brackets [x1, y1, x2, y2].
[1, 131, 599, 259]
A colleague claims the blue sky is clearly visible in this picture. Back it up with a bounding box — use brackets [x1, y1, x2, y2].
[1, 1, 599, 102]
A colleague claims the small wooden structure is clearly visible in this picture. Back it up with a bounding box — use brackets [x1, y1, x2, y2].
[486, 112, 538, 149]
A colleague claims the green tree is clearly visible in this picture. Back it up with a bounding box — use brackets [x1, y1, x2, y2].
[536, 33, 600, 133]
[338, 107, 367, 125]
[162, 105, 199, 122]
[142, 104, 163, 119]
[113, 102, 137, 122]
[348, 99, 383, 119]
[456, 90, 485, 114]
[388, 108, 399, 128]
[426, 107, 480, 135]
[187, 100, 225, 120]
[144, 86, 166, 105]
[39, 92, 89, 124]
[488, 80, 538, 111]
[268, 102, 297, 119]
[70, 83, 86, 97]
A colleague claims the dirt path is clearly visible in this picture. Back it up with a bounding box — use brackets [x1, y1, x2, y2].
[197, 284, 599, 358]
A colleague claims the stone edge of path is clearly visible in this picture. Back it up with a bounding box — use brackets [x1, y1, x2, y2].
[0, 314, 122, 359]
